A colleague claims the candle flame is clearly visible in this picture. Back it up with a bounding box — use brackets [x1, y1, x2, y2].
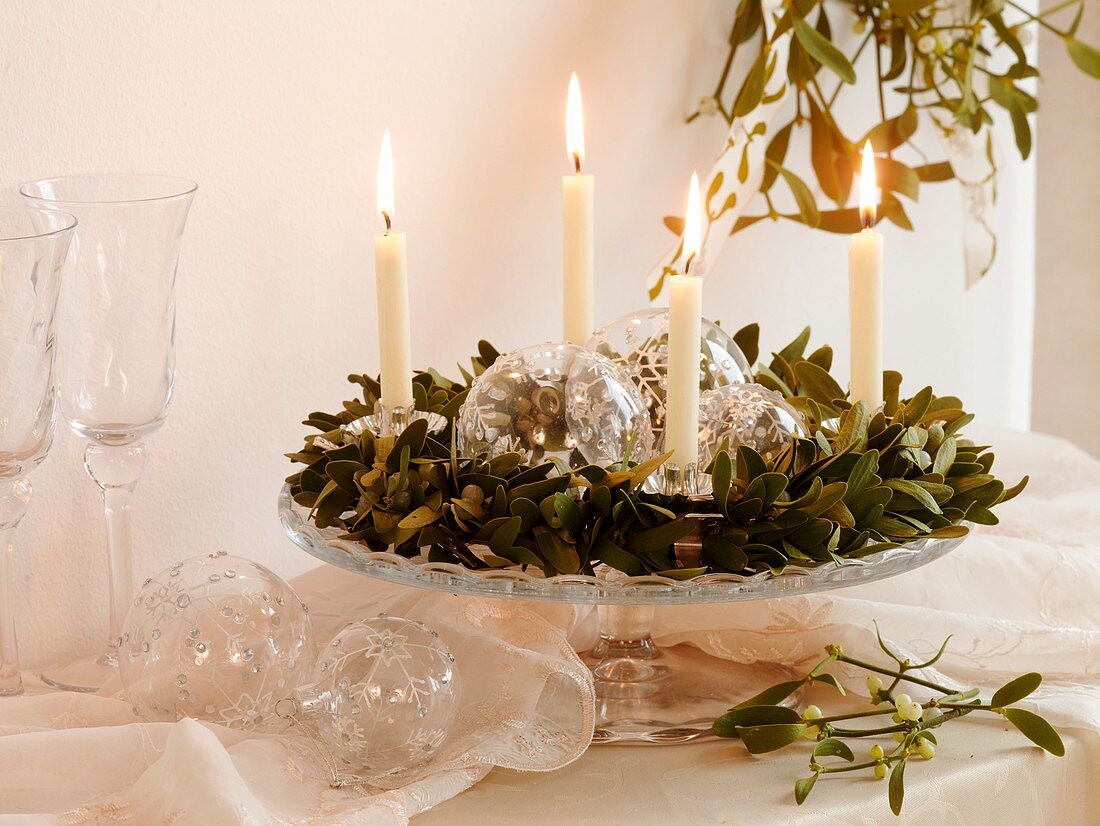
[377, 129, 395, 231]
[566, 72, 585, 173]
[683, 172, 702, 274]
[859, 141, 877, 230]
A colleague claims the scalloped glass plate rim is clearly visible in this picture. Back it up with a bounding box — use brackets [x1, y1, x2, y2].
[278, 485, 968, 605]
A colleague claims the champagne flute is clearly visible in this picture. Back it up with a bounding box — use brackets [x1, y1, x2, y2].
[0, 206, 76, 696]
[22, 175, 196, 692]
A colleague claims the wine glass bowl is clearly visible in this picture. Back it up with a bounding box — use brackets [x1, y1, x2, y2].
[22, 174, 196, 444]
[0, 206, 77, 696]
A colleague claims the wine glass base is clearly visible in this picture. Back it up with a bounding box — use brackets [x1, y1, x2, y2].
[582, 641, 803, 745]
[39, 652, 117, 694]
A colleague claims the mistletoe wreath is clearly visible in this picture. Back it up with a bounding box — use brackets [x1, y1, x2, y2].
[286, 325, 1024, 580]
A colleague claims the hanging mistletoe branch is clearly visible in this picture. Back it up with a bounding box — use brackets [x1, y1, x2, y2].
[649, 0, 1099, 298]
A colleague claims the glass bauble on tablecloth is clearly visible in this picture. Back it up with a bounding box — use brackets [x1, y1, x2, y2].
[586, 307, 751, 451]
[118, 551, 315, 730]
[456, 342, 653, 470]
[292, 615, 460, 786]
[697, 382, 808, 471]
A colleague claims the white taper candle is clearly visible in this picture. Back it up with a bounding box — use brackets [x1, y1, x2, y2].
[563, 73, 594, 343]
[664, 172, 704, 471]
[849, 142, 884, 410]
[374, 129, 414, 410]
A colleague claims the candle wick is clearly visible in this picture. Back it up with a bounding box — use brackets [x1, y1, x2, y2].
[382, 211, 392, 232]
[572, 152, 581, 175]
[860, 206, 874, 232]
[684, 251, 697, 275]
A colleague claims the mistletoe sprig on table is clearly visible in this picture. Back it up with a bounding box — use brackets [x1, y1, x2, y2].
[285, 326, 1026, 579]
[714, 628, 1065, 815]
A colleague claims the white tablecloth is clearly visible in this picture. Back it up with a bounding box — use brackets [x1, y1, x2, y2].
[1, 428, 1098, 824]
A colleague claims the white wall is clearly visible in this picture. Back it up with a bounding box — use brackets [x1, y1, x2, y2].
[0, 0, 1035, 667]
[1034, 14, 1100, 458]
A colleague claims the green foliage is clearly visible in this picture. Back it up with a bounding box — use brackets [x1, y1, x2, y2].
[682, 0, 1098, 235]
[711, 628, 1065, 816]
[286, 328, 1026, 579]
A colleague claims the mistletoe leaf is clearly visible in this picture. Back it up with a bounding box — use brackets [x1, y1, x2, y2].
[793, 16, 855, 84]
[706, 172, 725, 215]
[592, 539, 645, 576]
[731, 0, 763, 46]
[795, 360, 845, 406]
[999, 475, 1030, 503]
[713, 449, 734, 512]
[398, 505, 442, 531]
[992, 672, 1042, 708]
[813, 737, 854, 761]
[733, 323, 761, 366]
[626, 520, 697, 554]
[884, 25, 908, 81]
[889, 758, 907, 815]
[877, 157, 921, 201]
[1003, 708, 1066, 756]
[1067, 38, 1100, 79]
[811, 672, 846, 695]
[762, 122, 794, 193]
[736, 722, 809, 754]
[808, 97, 847, 206]
[733, 52, 768, 117]
[767, 161, 821, 228]
[776, 326, 812, 365]
[735, 679, 807, 709]
[713, 704, 802, 737]
[794, 773, 819, 805]
[914, 161, 954, 182]
[989, 12, 1027, 65]
[814, 206, 863, 233]
[881, 195, 913, 230]
[864, 105, 918, 152]
[731, 213, 769, 234]
[989, 76, 1033, 159]
[534, 526, 581, 575]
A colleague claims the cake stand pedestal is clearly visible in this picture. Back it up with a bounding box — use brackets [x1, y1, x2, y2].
[582, 602, 799, 743]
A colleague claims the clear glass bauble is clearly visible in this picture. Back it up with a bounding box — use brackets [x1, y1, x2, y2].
[697, 383, 808, 470]
[118, 551, 316, 730]
[295, 615, 459, 785]
[456, 342, 653, 470]
[586, 307, 751, 450]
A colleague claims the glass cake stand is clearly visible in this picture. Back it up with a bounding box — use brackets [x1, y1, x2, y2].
[278, 485, 967, 744]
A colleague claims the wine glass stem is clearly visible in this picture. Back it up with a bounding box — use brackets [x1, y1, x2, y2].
[102, 486, 135, 662]
[84, 442, 148, 663]
[0, 526, 21, 695]
[0, 479, 31, 696]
